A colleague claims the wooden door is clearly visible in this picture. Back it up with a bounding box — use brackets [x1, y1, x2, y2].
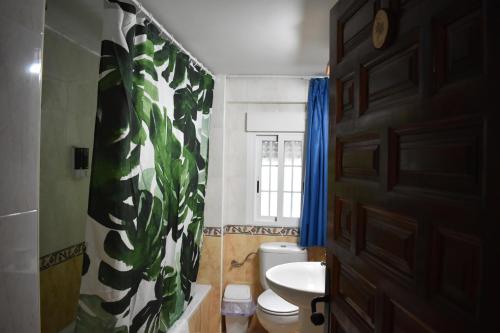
[327, 0, 499, 332]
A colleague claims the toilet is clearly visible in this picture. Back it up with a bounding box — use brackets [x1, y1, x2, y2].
[256, 242, 307, 333]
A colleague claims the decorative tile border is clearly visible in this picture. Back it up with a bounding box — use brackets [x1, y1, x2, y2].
[203, 227, 222, 237]
[224, 224, 299, 237]
[39, 225, 294, 270]
[203, 225, 299, 236]
[39, 242, 86, 271]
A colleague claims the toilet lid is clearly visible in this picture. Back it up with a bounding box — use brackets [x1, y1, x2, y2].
[257, 289, 299, 315]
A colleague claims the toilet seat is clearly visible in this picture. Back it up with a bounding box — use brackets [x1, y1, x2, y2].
[257, 289, 299, 316]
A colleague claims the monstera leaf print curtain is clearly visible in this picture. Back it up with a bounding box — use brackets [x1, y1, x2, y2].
[75, 1, 214, 332]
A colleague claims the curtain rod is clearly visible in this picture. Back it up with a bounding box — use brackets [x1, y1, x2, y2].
[227, 75, 328, 80]
[129, 0, 214, 77]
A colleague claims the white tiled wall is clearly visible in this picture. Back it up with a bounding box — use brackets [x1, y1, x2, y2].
[0, 212, 40, 332]
[204, 75, 226, 228]
[0, 0, 44, 331]
[223, 77, 308, 226]
[224, 103, 249, 225]
[226, 77, 308, 103]
[39, 28, 100, 257]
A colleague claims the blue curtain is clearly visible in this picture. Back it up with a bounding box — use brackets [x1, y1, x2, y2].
[299, 78, 329, 247]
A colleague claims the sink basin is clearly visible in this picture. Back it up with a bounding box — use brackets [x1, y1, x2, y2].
[266, 262, 326, 332]
[265, 261, 325, 307]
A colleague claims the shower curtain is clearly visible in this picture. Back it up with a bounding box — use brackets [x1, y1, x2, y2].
[299, 78, 329, 247]
[76, 1, 214, 332]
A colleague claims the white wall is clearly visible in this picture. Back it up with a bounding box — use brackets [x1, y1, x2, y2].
[45, 0, 102, 56]
[204, 75, 226, 228]
[0, 0, 45, 331]
[39, 29, 100, 256]
[222, 77, 308, 226]
[39, 0, 102, 257]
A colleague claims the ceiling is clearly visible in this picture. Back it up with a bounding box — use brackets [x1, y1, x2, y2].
[46, 0, 337, 75]
[142, 0, 337, 75]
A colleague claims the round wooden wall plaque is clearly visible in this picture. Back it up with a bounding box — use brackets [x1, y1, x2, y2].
[372, 9, 392, 49]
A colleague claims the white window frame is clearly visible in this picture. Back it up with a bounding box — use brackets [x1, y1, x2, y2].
[247, 132, 305, 227]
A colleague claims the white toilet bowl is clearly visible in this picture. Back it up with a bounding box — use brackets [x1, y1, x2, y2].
[256, 289, 299, 333]
[256, 243, 307, 333]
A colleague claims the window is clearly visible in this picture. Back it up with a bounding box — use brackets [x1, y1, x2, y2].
[252, 133, 304, 225]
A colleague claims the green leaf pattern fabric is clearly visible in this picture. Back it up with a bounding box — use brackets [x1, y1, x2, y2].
[76, 1, 214, 332]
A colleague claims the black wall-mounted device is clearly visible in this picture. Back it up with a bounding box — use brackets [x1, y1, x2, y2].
[74, 147, 89, 170]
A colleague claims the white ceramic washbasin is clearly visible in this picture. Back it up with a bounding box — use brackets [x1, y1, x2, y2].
[265, 261, 325, 308]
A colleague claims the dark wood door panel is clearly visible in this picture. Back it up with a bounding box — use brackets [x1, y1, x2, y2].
[359, 31, 420, 116]
[433, 0, 483, 89]
[334, 196, 354, 251]
[328, 183, 483, 331]
[336, 73, 356, 123]
[330, 250, 478, 332]
[431, 0, 486, 118]
[430, 228, 481, 316]
[336, 133, 381, 182]
[335, 0, 381, 64]
[338, 264, 378, 329]
[388, 115, 484, 198]
[329, 0, 497, 332]
[357, 205, 418, 284]
[382, 298, 435, 333]
[332, 28, 426, 140]
[332, 313, 350, 333]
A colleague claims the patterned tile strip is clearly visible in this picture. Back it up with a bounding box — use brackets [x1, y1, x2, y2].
[40, 225, 294, 270]
[224, 224, 253, 235]
[39, 242, 86, 271]
[224, 225, 299, 236]
[203, 227, 222, 237]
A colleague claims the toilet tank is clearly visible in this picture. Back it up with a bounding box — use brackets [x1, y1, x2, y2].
[259, 242, 307, 289]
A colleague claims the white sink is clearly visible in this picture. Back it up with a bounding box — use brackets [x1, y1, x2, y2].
[266, 262, 325, 332]
[266, 261, 325, 307]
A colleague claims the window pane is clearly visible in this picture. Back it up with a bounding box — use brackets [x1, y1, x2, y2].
[261, 192, 269, 216]
[283, 166, 292, 192]
[261, 140, 278, 165]
[283, 192, 292, 218]
[270, 141, 279, 166]
[292, 192, 302, 218]
[292, 166, 302, 192]
[284, 141, 293, 166]
[270, 166, 278, 191]
[261, 141, 269, 165]
[293, 141, 302, 166]
[270, 192, 278, 216]
[258, 137, 303, 220]
[261, 166, 270, 191]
